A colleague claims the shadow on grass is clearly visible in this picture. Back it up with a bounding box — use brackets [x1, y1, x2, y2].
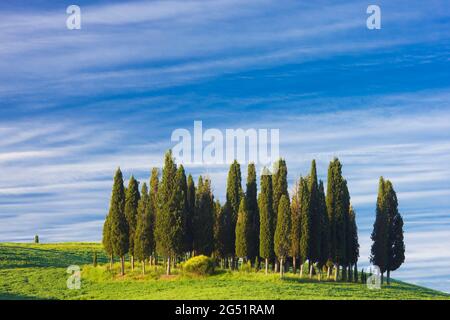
[0, 292, 50, 300]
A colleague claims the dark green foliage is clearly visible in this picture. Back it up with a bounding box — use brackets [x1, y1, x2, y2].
[272, 159, 288, 227]
[125, 176, 140, 257]
[299, 177, 310, 264]
[258, 170, 274, 260]
[109, 168, 128, 260]
[176, 165, 188, 253]
[347, 206, 359, 267]
[308, 160, 321, 265]
[318, 180, 329, 267]
[245, 163, 259, 261]
[213, 200, 227, 259]
[370, 177, 389, 273]
[225, 160, 243, 256]
[149, 168, 159, 255]
[93, 252, 97, 267]
[290, 180, 301, 261]
[385, 181, 405, 274]
[185, 174, 196, 253]
[155, 151, 183, 261]
[235, 198, 251, 259]
[274, 195, 291, 260]
[134, 183, 154, 263]
[193, 176, 215, 256]
[326, 158, 350, 267]
[34, 235, 39, 244]
[102, 213, 113, 257]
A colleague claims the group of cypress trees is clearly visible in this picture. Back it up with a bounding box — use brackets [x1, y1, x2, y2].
[103, 151, 404, 282]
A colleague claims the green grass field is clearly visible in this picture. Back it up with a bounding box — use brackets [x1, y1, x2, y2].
[0, 242, 448, 300]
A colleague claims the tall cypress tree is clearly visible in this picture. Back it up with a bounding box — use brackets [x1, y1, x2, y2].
[318, 180, 330, 276]
[385, 180, 405, 284]
[155, 150, 183, 275]
[259, 169, 274, 274]
[176, 165, 188, 256]
[225, 160, 243, 261]
[346, 205, 359, 281]
[185, 174, 196, 254]
[308, 160, 321, 277]
[290, 180, 301, 274]
[213, 200, 227, 263]
[246, 163, 259, 263]
[125, 175, 140, 270]
[193, 176, 215, 256]
[149, 168, 159, 262]
[134, 183, 154, 275]
[299, 177, 310, 277]
[272, 158, 288, 272]
[274, 195, 291, 278]
[326, 158, 349, 280]
[370, 177, 389, 282]
[109, 168, 128, 275]
[235, 198, 251, 262]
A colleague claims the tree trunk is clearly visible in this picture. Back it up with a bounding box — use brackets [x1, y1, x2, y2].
[327, 266, 331, 280]
[309, 262, 313, 279]
[292, 257, 297, 274]
[387, 270, 391, 285]
[131, 255, 134, 271]
[142, 261, 145, 275]
[166, 256, 171, 275]
[300, 263, 303, 278]
[265, 258, 268, 275]
[120, 256, 125, 276]
[381, 272, 384, 285]
[279, 258, 284, 278]
[334, 264, 339, 281]
[110, 254, 113, 270]
[275, 261, 278, 273]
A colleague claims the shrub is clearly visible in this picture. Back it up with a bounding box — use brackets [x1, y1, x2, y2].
[239, 260, 253, 273]
[181, 255, 215, 275]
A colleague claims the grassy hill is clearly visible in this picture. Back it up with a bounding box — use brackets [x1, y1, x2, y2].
[0, 242, 448, 300]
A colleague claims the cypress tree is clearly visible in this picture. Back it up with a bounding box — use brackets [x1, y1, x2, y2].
[246, 163, 259, 263]
[149, 168, 159, 264]
[155, 150, 183, 275]
[308, 160, 321, 277]
[134, 183, 154, 275]
[274, 195, 291, 278]
[102, 212, 114, 269]
[272, 158, 288, 272]
[259, 169, 274, 274]
[176, 165, 188, 256]
[326, 158, 349, 280]
[193, 176, 215, 256]
[125, 175, 140, 270]
[347, 205, 359, 281]
[225, 160, 243, 262]
[235, 198, 251, 262]
[185, 174, 196, 255]
[213, 200, 227, 264]
[370, 177, 389, 282]
[109, 168, 128, 275]
[318, 180, 330, 276]
[385, 180, 405, 285]
[290, 180, 301, 274]
[299, 177, 310, 277]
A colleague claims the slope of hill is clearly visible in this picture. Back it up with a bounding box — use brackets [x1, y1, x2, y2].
[0, 243, 448, 300]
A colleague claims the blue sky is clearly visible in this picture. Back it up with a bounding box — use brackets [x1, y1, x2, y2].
[0, 0, 449, 292]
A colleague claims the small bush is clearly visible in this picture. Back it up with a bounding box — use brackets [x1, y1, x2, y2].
[181, 255, 215, 275]
[239, 261, 253, 273]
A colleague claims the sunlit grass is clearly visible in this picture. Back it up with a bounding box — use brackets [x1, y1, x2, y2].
[0, 243, 448, 300]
